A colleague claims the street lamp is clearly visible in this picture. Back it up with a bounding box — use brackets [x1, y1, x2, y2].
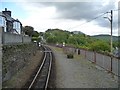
[104, 10, 113, 55]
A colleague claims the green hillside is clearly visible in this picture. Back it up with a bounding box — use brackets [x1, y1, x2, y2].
[44, 29, 113, 53]
[91, 34, 118, 42]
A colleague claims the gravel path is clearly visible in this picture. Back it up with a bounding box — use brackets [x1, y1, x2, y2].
[50, 46, 118, 88]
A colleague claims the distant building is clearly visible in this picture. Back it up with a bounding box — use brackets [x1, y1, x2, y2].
[0, 8, 22, 34]
[72, 31, 80, 34]
[72, 31, 85, 35]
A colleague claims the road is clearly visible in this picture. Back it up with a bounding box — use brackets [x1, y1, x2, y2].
[50, 46, 118, 88]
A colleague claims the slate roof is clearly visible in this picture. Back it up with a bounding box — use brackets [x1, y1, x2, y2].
[0, 12, 6, 18]
[0, 12, 14, 22]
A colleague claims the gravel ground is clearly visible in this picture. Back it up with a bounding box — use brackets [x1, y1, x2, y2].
[2, 47, 43, 88]
[49, 46, 118, 88]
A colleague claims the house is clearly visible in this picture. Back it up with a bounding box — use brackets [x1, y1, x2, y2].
[0, 8, 22, 34]
[72, 31, 85, 35]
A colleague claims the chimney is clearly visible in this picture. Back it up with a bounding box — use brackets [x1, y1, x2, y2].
[5, 8, 7, 11]
[2, 8, 11, 17]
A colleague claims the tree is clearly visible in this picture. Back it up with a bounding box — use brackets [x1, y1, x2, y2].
[39, 32, 44, 36]
[68, 35, 77, 45]
[46, 36, 57, 43]
[44, 28, 111, 53]
[32, 37, 41, 42]
[89, 40, 110, 52]
[22, 26, 34, 36]
[32, 31, 39, 37]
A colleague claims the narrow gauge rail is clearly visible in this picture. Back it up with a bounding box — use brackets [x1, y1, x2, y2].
[24, 46, 53, 90]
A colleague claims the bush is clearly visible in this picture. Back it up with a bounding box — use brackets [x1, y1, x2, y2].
[32, 37, 41, 42]
[67, 54, 74, 59]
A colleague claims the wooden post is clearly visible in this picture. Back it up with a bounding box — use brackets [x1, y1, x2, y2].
[94, 51, 96, 63]
[110, 57, 112, 72]
[85, 50, 86, 58]
[78, 49, 80, 55]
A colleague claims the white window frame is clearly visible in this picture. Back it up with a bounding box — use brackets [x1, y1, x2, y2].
[0, 16, 7, 32]
[13, 21, 21, 34]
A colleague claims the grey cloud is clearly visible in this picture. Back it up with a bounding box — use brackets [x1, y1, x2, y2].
[40, 2, 102, 20]
[39, 2, 117, 29]
[28, 1, 117, 29]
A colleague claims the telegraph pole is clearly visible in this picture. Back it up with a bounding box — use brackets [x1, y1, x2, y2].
[110, 10, 113, 54]
[104, 10, 113, 54]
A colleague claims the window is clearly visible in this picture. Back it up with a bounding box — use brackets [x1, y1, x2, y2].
[0, 16, 4, 26]
[13, 21, 21, 34]
[0, 16, 6, 32]
[0, 16, 2, 26]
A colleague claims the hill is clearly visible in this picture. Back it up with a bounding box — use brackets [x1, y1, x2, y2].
[44, 29, 112, 52]
[91, 34, 118, 42]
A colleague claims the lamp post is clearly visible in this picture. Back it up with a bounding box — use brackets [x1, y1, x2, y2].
[104, 10, 113, 55]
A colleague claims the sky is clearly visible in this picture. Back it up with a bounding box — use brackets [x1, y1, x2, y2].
[0, 0, 120, 36]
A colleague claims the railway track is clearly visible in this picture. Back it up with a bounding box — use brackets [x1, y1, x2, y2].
[24, 46, 53, 89]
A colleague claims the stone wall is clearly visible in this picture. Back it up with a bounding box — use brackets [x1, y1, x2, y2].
[3, 32, 22, 44]
[2, 43, 37, 82]
[0, 27, 2, 89]
[0, 27, 31, 45]
[3, 32, 31, 45]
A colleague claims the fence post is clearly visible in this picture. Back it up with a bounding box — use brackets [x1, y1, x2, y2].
[22, 35, 23, 43]
[85, 50, 86, 58]
[94, 51, 96, 63]
[110, 56, 113, 72]
[78, 49, 80, 55]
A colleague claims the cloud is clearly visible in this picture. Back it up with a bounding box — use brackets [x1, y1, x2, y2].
[17, 0, 118, 36]
[38, 1, 117, 28]
[17, 0, 118, 28]
[40, 2, 105, 20]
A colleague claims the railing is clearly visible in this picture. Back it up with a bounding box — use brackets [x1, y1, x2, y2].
[76, 48, 119, 76]
[0, 27, 31, 45]
[63, 46, 119, 76]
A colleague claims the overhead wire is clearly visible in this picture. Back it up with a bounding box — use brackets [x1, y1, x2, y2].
[68, 8, 120, 31]
[113, 9, 120, 11]
[68, 12, 108, 30]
